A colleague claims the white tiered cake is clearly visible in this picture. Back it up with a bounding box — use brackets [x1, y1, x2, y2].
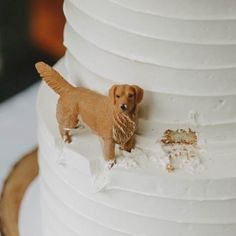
[37, 0, 236, 235]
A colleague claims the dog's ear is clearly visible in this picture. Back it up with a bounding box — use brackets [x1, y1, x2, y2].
[109, 85, 118, 104]
[132, 85, 144, 104]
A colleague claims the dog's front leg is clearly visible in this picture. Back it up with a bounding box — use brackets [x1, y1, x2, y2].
[103, 138, 116, 168]
[121, 135, 135, 152]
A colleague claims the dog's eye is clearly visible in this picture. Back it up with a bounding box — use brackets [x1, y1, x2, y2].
[128, 93, 134, 98]
[116, 95, 120, 98]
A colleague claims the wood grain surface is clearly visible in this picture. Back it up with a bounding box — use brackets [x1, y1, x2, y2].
[0, 149, 39, 236]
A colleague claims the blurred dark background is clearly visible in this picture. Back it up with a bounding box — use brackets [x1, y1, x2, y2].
[0, 0, 65, 103]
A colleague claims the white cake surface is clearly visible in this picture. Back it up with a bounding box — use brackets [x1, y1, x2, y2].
[19, 179, 41, 236]
[38, 0, 236, 235]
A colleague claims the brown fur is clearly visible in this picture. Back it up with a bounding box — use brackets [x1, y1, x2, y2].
[35, 62, 144, 163]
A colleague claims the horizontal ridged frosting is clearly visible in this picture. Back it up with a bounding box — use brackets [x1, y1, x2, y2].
[108, 0, 236, 20]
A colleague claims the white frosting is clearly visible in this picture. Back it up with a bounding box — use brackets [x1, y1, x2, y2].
[38, 0, 236, 235]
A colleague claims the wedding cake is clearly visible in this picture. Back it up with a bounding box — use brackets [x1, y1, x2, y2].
[37, 0, 236, 235]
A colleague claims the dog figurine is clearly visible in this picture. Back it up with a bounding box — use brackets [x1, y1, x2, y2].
[35, 62, 144, 167]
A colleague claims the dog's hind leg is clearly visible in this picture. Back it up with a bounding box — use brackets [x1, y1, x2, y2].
[59, 113, 79, 143]
[59, 124, 72, 143]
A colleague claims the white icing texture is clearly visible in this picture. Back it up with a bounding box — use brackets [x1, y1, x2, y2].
[38, 0, 236, 235]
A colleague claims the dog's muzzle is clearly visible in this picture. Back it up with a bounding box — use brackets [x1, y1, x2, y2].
[120, 104, 127, 112]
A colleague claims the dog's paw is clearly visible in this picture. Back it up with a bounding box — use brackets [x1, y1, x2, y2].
[120, 144, 134, 153]
[63, 135, 72, 143]
[107, 159, 117, 169]
[120, 138, 135, 152]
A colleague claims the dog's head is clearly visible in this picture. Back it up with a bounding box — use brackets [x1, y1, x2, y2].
[109, 84, 144, 115]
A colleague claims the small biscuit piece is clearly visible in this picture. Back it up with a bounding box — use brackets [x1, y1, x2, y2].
[161, 129, 197, 145]
[166, 164, 175, 173]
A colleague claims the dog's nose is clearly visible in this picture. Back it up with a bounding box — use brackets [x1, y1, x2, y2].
[120, 104, 127, 111]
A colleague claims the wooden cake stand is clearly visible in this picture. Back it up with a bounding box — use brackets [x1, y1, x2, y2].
[0, 149, 39, 236]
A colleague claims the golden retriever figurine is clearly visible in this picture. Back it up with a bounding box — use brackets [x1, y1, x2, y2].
[35, 62, 144, 166]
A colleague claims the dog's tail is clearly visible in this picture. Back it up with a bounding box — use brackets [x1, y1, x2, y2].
[35, 61, 74, 96]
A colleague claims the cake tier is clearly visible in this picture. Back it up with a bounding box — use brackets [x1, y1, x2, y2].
[62, 0, 236, 158]
[38, 60, 236, 236]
